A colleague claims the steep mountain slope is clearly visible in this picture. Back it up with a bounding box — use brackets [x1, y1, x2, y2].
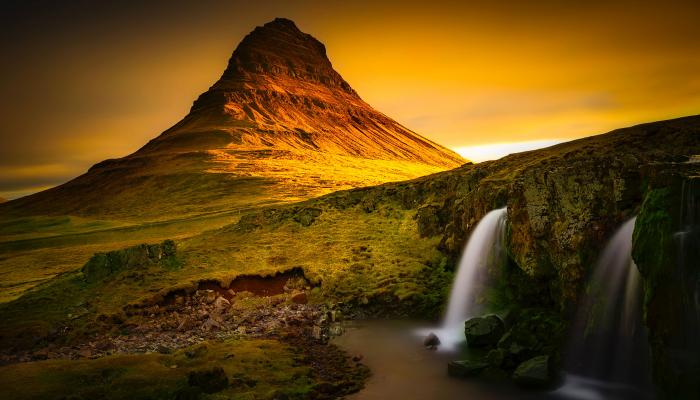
[1, 18, 464, 221]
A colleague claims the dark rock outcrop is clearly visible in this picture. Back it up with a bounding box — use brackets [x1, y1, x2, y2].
[464, 315, 505, 347]
[81, 240, 177, 283]
[632, 163, 700, 399]
[512, 355, 552, 387]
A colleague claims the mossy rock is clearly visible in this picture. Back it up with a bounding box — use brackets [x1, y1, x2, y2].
[81, 240, 178, 283]
[294, 207, 322, 226]
[512, 355, 552, 387]
[464, 315, 505, 347]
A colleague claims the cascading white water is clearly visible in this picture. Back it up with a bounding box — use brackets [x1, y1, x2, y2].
[443, 207, 508, 328]
[419, 207, 507, 351]
[558, 217, 652, 398]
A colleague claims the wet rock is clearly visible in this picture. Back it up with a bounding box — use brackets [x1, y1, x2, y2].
[512, 355, 552, 387]
[187, 366, 228, 393]
[330, 310, 342, 322]
[447, 360, 489, 378]
[423, 332, 440, 349]
[329, 322, 344, 336]
[464, 315, 505, 347]
[486, 348, 506, 367]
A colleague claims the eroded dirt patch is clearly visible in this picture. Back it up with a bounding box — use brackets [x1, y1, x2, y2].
[154, 267, 310, 309]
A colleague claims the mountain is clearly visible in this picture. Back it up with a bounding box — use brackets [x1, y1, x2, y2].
[0, 18, 464, 221]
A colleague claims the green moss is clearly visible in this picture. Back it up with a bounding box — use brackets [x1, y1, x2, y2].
[0, 337, 314, 400]
[632, 188, 674, 306]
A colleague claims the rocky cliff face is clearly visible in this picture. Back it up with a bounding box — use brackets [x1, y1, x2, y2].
[1, 18, 463, 221]
[633, 163, 700, 398]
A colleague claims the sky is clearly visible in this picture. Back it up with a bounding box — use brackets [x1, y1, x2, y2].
[1, 0, 700, 199]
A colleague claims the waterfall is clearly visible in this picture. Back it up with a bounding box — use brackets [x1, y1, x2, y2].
[561, 217, 652, 396]
[443, 207, 508, 328]
[419, 207, 507, 351]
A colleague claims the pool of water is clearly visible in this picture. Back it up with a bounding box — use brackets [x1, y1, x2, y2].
[332, 320, 654, 400]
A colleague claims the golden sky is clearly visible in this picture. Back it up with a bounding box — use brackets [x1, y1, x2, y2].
[1, 0, 700, 198]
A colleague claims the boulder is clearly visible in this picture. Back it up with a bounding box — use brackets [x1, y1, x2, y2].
[81, 240, 176, 283]
[512, 355, 552, 387]
[187, 367, 228, 393]
[201, 318, 221, 332]
[464, 315, 505, 347]
[423, 332, 441, 349]
[447, 360, 489, 378]
[291, 291, 308, 304]
[213, 296, 230, 314]
[486, 348, 506, 367]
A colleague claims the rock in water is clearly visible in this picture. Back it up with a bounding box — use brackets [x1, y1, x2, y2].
[423, 332, 441, 349]
[512, 355, 552, 387]
[464, 315, 505, 347]
[187, 367, 229, 393]
[447, 360, 489, 378]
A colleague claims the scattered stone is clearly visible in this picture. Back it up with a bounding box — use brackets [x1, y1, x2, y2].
[202, 318, 221, 332]
[213, 296, 230, 314]
[464, 315, 505, 347]
[203, 290, 217, 304]
[291, 291, 308, 304]
[78, 349, 93, 358]
[177, 317, 196, 332]
[330, 310, 342, 322]
[329, 323, 343, 336]
[447, 360, 489, 378]
[157, 345, 171, 354]
[312, 325, 322, 340]
[423, 332, 440, 349]
[512, 355, 552, 387]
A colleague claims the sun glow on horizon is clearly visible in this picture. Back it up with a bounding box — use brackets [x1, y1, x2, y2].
[453, 139, 565, 163]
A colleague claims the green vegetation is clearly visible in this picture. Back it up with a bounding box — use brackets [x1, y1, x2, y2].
[0, 337, 315, 400]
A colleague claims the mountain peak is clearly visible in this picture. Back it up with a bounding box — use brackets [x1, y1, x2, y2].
[263, 17, 302, 32]
[204, 18, 355, 96]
